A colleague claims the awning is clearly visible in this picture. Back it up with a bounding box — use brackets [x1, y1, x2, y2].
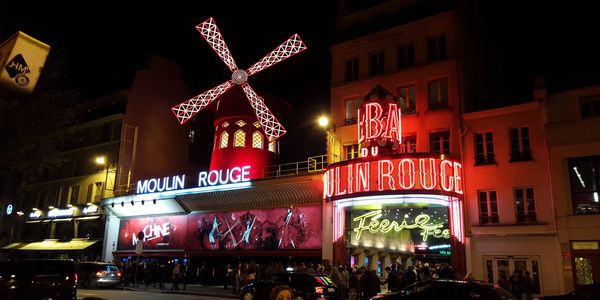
[176, 174, 324, 211]
[1, 239, 100, 251]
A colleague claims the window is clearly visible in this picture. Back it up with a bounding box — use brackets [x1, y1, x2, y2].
[345, 98, 361, 125]
[235, 120, 246, 127]
[234, 130, 245, 147]
[368, 51, 384, 76]
[252, 131, 263, 149]
[428, 78, 448, 110]
[68, 185, 79, 205]
[478, 190, 499, 224]
[514, 187, 537, 223]
[253, 121, 261, 128]
[222, 122, 230, 128]
[401, 135, 417, 154]
[397, 44, 415, 69]
[509, 127, 532, 162]
[345, 144, 359, 160]
[427, 35, 447, 61]
[397, 85, 416, 114]
[344, 58, 359, 82]
[35, 190, 48, 209]
[568, 155, 600, 215]
[580, 94, 600, 118]
[219, 132, 229, 149]
[188, 129, 195, 143]
[430, 131, 450, 154]
[474, 132, 495, 165]
[268, 140, 276, 153]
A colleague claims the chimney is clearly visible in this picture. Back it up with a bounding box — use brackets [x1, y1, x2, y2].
[533, 76, 546, 101]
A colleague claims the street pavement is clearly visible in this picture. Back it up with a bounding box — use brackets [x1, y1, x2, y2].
[78, 284, 239, 300]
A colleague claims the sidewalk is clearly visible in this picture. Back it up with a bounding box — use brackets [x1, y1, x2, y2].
[124, 283, 239, 299]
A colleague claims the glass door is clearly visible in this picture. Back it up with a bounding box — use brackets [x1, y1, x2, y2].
[483, 256, 541, 294]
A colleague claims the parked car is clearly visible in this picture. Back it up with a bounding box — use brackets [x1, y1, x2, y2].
[0, 259, 77, 300]
[240, 271, 338, 300]
[536, 283, 600, 300]
[76, 261, 122, 288]
[370, 279, 515, 300]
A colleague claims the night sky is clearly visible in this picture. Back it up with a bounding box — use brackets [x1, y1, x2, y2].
[1, 1, 599, 163]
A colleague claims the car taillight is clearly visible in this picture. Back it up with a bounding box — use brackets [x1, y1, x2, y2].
[315, 286, 325, 294]
[116, 272, 122, 277]
[96, 271, 103, 277]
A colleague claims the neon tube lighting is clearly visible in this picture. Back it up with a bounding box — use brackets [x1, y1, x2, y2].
[573, 167, 585, 188]
[335, 194, 453, 208]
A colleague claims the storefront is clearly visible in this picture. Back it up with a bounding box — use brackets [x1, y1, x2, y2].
[101, 170, 325, 280]
[324, 155, 465, 273]
[1, 204, 104, 260]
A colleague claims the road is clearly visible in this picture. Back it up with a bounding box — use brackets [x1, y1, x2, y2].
[77, 289, 227, 300]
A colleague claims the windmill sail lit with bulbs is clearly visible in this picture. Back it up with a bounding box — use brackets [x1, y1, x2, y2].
[171, 17, 307, 142]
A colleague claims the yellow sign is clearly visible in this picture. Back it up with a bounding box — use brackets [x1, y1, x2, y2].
[0, 31, 50, 93]
[572, 241, 599, 250]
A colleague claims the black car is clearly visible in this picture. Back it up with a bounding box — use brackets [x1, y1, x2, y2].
[240, 272, 338, 300]
[0, 259, 77, 300]
[536, 284, 600, 300]
[76, 261, 122, 288]
[370, 279, 515, 300]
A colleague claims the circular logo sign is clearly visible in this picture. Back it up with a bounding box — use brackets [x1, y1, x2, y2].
[6, 204, 13, 215]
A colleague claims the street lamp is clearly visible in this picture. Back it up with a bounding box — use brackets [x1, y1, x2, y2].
[94, 155, 110, 201]
[317, 115, 341, 164]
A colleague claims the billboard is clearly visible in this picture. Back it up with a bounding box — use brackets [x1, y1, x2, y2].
[117, 215, 187, 251]
[0, 31, 50, 94]
[186, 206, 323, 251]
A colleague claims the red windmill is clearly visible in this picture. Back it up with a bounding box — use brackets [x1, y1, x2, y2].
[171, 17, 307, 142]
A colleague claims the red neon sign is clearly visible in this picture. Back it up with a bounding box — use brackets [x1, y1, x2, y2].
[358, 102, 401, 145]
[324, 156, 463, 201]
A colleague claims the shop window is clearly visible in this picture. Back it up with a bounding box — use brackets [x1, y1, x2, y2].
[345, 98, 361, 125]
[509, 127, 532, 162]
[345, 144, 359, 160]
[574, 257, 594, 285]
[78, 220, 102, 239]
[55, 221, 74, 241]
[397, 85, 416, 114]
[568, 155, 600, 215]
[427, 34, 447, 61]
[397, 44, 415, 69]
[219, 132, 229, 149]
[475, 132, 495, 165]
[234, 130, 245, 147]
[368, 51, 385, 76]
[401, 135, 417, 154]
[478, 190, 499, 224]
[430, 131, 450, 154]
[580, 94, 600, 118]
[428, 78, 448, 110]
[514, 187, 537, 223]
[344, 58, 359, 82]
[252, 131, 263, 149]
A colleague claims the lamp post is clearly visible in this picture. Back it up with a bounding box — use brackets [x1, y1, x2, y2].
[317, 115, 341, 164]
[94, 155, 110, 201]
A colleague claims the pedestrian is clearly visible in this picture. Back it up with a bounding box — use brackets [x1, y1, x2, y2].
[382, 266, 400, 292]
[330, 266, 344, 300]
[508, 269, 523, 300]
[224, 264, 233, 290]
[171, 263, 181, 290]
[463, 272, 476, 281]
[497, 270, 510, 291]
[522, 270, 535, 300]
[348, 268, 358, 300]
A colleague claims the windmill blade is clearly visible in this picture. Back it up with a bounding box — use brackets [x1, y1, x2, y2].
[196, 17, 239, 73]
[241, 83, 287, 141]
[171, 80, 234, 124]
[246, 34, 307, 76]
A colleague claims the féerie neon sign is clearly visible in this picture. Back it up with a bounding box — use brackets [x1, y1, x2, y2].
[353, 210, 450, 241]
[323, 157, 463, 200]
[136, 166, 251, 194]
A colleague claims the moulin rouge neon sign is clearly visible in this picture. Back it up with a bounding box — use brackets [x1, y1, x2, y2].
[352, 210, 450, 242]
[136, 166, 251, 194]
[323, 157, 463, 200]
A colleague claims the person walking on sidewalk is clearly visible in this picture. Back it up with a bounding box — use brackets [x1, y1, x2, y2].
[171, 263, 181, 290]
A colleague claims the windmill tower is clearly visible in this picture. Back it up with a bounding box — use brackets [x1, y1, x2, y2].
[171, 17, 306, 179]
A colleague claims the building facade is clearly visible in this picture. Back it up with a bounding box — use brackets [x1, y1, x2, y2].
[544, 85, 600, 291]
